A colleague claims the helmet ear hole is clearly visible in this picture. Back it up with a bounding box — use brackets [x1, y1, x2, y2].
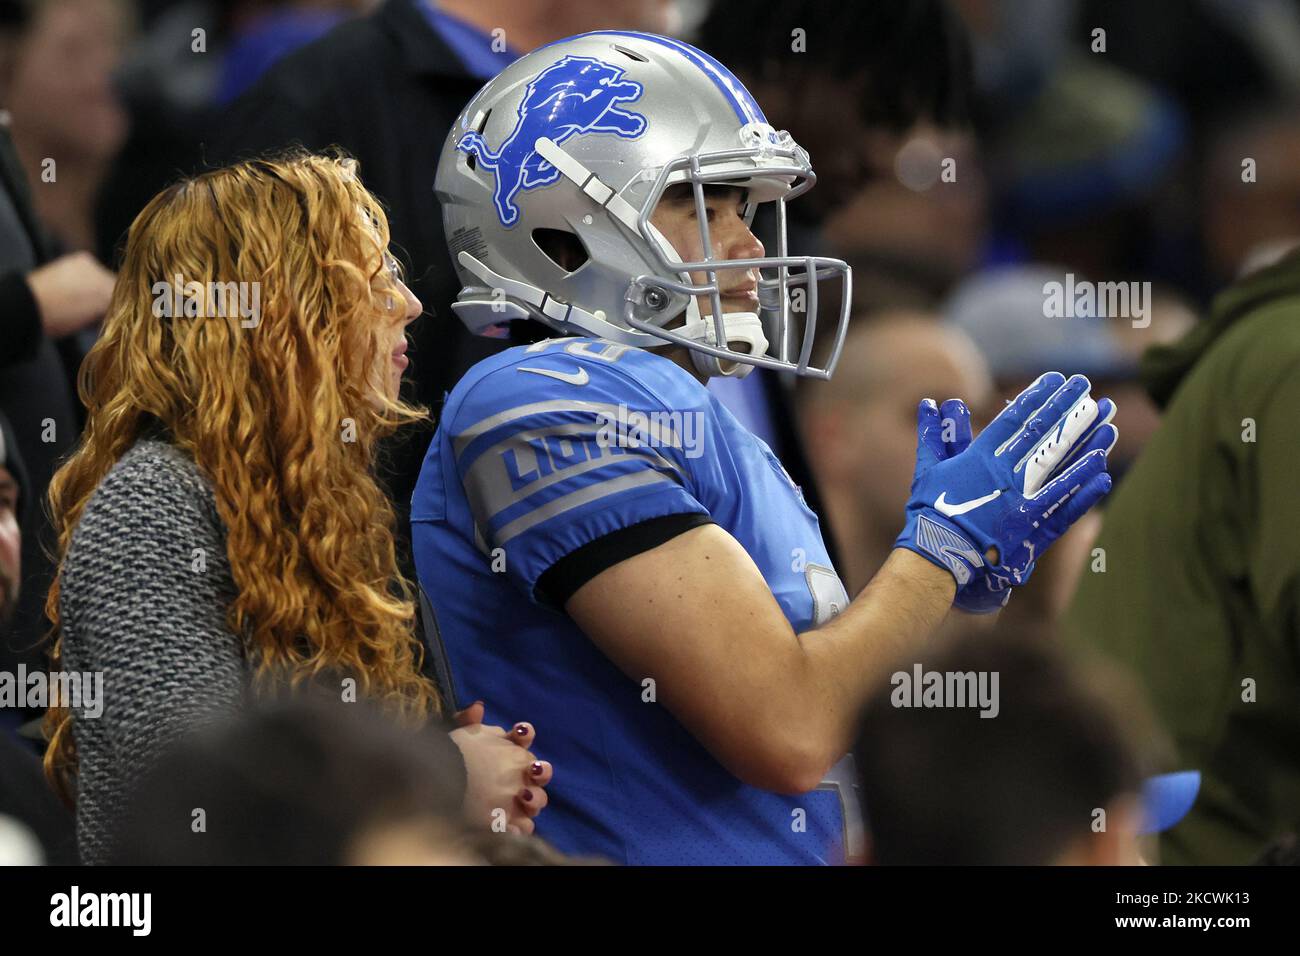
[532, 228, 590, 274]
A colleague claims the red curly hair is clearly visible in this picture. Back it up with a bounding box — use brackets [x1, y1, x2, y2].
[43, 151, 442, 801]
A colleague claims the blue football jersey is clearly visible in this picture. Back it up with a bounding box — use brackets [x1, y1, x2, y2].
[411, 336, 861, 865]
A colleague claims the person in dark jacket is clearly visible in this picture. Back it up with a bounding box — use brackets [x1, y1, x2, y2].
[0, 96, 113, 722]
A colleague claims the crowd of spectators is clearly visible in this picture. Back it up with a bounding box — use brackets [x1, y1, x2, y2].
[2, 0, 1298, 866]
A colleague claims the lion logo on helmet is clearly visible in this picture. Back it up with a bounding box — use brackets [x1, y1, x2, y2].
[457, 55, 648, 227]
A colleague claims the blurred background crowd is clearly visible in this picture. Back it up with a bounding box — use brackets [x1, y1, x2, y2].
[2, 0, 1300, 866]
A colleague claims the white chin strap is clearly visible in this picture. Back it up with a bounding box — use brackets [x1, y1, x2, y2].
[677, 297, 769, 378]
[676, 299, 764, 377]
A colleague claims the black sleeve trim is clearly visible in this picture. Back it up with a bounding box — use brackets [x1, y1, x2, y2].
[536, 512, 715, 609]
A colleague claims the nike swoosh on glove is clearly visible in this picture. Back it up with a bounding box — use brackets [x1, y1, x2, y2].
[895, 372, 1117, 612]
[916, 389, 1118, 612]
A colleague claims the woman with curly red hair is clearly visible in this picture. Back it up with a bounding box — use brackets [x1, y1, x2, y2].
[42, 152, 550, 863]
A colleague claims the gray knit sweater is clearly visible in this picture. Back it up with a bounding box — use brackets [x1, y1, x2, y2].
[58, 439, 248, 864]
[59, 438, 467, 864]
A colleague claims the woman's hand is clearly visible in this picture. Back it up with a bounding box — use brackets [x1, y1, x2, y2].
[451, 702, 552, 834]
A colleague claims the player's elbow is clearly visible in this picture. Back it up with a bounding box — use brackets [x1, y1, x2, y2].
[727, 730, 837, 795]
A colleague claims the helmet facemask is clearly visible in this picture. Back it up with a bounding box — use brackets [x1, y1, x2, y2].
[622, 127, 852, 380]
[511, 125, 852, 380]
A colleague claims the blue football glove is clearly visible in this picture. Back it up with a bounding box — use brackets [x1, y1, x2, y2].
[911, 397, 1016, 612]
[895, 372, 1117, 611]
[915, 388, 1118, 612]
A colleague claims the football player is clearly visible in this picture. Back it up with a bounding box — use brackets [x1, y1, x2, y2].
[412, 32, 1118, 864]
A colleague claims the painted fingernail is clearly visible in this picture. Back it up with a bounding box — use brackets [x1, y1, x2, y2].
[530, 761, 544, 777]
[520, 789, 534, 802]
[513, 723, 529, 736]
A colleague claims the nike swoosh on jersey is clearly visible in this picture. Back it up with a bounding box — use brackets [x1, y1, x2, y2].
[934, 489, 1003, 516]
[517, 365, 590, 386]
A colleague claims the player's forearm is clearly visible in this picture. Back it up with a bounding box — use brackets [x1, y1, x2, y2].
[786, 548, 955, 778]
[566, 526, 955, 795]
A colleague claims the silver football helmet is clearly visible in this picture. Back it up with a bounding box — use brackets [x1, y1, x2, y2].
[435, 31, 851, 379]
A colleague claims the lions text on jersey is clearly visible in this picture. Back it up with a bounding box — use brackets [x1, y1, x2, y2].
[412, 336, 860, 864]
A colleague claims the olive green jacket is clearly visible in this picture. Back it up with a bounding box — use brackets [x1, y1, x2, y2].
[1063, 250, 1300, 864]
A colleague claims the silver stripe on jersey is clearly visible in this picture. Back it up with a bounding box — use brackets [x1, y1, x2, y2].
[463, 422, 685, 524]
[494, 470, 677, 545]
